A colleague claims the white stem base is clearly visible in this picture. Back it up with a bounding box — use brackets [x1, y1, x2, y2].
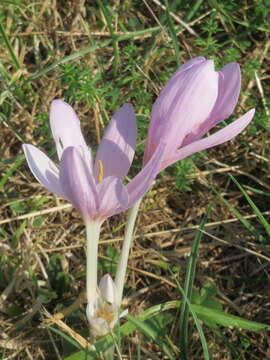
[86, 221, 102, 303]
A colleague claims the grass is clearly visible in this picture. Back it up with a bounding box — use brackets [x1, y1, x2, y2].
[0, 0, 270, 359]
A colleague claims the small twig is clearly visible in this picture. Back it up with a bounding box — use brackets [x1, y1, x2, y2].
[254, 70, 269, 116]
[0, 203, 72, 225]
[150, 0, 198, 37]
[234, 168, 270, 192]
[241, 39, 270, 108]
[9, 296, 44, 332]
[49, 290, 86, 322]
[46, 328, 63, 360]
[42, 307, 90, 348]
[177, 10, 213, 35]
[200, 229, 270, 263]
[188, 165, 241, 178]
[0, 277, 16, 310]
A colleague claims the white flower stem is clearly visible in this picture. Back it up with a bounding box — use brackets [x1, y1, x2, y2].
[85, 221, 102, 303]
[115, 200, 142, 306]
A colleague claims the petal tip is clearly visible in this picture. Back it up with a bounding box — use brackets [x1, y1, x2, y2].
[51, 98, 71, 109]
[120, 103, 135, 115]
[204, 59, 215, 71]
[22, 143, 36, 154]
[242, 108, 256, 123]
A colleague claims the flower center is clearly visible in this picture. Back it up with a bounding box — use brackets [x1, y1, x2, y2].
[96, 304, 115, 324]
[97, 160, 104, 182]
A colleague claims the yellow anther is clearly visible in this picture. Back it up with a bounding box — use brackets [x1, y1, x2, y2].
[97, 304, 115, 324]
[98, 160, 104, 182]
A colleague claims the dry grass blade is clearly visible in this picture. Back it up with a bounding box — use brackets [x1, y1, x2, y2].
[42, 308, 90, 349]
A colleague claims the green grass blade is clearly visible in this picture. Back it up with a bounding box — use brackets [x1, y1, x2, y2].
[212, 186, 265, 242]
[192, 304, 270, 331]
[0, 23, 20, 70]
[184, 0, 204, 21]
[1, 0, 26, 6]
[25, 27, 160, 82]
[0, 113, 26, 143]
[26, 41, 111, 81]
[179, 208, 210, 360]
[164, 0, 180, 66]
[243, 185, 270, 197]
[230, 175, 270, 237]
[96, 0, 120, 75]
[0, 155, 25, 190]
[48, 326, 85, 352]
[208, 0, 234, 28]
[125, 314, 175, 360]
[178, 284, 210, 360]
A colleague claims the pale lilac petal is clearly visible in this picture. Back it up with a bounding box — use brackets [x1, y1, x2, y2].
[96, 176, 129, 218]
[173, 56, 206, 74]
[162, 109, 255, 170]
[181, 62, 241, 145]
[59, 146, 98, 220]
[94, 104, 136, 180]
[145, 60, 218, 163]
[50, 99, 88, 160]
[99, 274, 116, 304]
[76, 144, 94, 176]
[202, 63, 241, 137]
[127, 142, 165, 206]
[23, 144, 65, 198]
[119, 309, 128, 318]
[214, 62, 241, 123]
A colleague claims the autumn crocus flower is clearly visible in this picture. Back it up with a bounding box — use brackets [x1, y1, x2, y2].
[22, 100, 164, 324]
[144, 57, 255, 170]
[115, 57, 255, 311]
[86, 274, 127, 337]
[23, 100, 163, 223]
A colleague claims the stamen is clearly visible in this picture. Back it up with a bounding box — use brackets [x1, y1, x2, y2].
[97, 304, 115, 324]
[98, 160, 104, 182]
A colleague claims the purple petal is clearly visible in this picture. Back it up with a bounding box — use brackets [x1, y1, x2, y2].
[23, 144, 65, 198]
[181, 62, 241, 145]
[171, 56, 206, 76]
[126, 142, 165, 206]
[214, 62, 241, 123]
[161, 109, 255, 170]
[145, 60, 219, 163]
[50, 99, 89, 160]
[59, 146, 98, 220]
[96, 176, 129, 218]
[94, 104, 136, 180]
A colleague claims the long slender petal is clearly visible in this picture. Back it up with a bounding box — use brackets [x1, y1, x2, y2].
[126, 142, 165, 206]
[214, 62, 241, 124]
[145, 60, 219, 163]
[205, 63, 241, 133]
[181, 62, 241, 145]
[162, 109, 255, 170]
[94, 104, 136, 180]
[59, 146, 98, 220]
[23, 144, 65, 198]
[97, 176, 129, 218]
[50, 99, 89, 160]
